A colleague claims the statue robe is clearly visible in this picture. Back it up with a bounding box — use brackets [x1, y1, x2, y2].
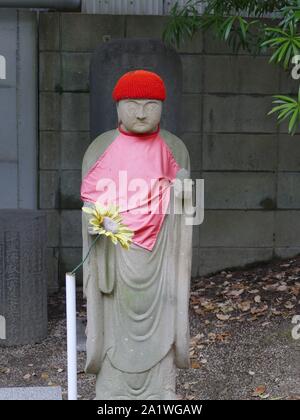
[81, 127, 193, 399]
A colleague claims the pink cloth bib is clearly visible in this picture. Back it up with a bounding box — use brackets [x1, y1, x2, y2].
[80, 127, 181, 251]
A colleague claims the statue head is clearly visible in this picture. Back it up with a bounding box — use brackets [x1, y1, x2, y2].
[112, 70, 166, 134]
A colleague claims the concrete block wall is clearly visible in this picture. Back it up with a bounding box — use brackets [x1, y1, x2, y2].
[39, 13, 300, 290]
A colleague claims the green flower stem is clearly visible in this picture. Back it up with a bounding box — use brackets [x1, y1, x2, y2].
[71, 234, 101, 275]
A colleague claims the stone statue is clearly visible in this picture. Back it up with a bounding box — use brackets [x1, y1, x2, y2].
[80, 70, 193, 400]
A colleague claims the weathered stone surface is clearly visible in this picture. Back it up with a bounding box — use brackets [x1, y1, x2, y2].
[182, 132, 202, 170]
[203, 55, 279, 94]
[198, 210, 274, 247]
[203, 28, 236, 55]
[39, 131, 61, 170]
[39, 12, 60, 51]
[203, 134, 277, 171]
[177, 31, 203, 54]
[62, 93, 89, 131]
[278, 134, 300, 171]
[46, 247, 59, 294]
[62, 53, 91, 91]
[45, 210, 60, 247]
[203, 172, 277, 209]
[203, 95, 277, 133]
[278, 173, 300, 209]
[59, 247, 82, 286]
[203, 27, 270, 56]
[126, 15, 167, 39]
[61, 131, 91, 170]
[274, 247, 300, 259]
[0, 210, 47, 346]
[61, 211, 82, 247]
[275, 211, 300, 247]
[181, 55, 203, 93]
[279, 66, 299, 95]
[39, 171, 60, 209]
[181, 95, 202, 132]
[61, 14, 125, 51]
[39, 93, 61, 131]
[127, 15, 203, 53]
[198, 247, 274, 276]
[60, 170, 81, 209]
[0, 386, 62, 400]
[39, 52, 61, 92]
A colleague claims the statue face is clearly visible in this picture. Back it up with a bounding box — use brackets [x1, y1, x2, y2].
[117, 99, 162, 134]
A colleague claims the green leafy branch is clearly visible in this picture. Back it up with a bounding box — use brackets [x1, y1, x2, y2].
[268, 87, 300, 134]
[262, 22, 300, 69]
[162, 0, 300, 135]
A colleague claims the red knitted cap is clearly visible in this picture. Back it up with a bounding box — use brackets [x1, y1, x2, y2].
[112, 70, 166, 102]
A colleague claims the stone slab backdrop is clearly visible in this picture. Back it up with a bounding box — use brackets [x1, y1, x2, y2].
[90, 38, 182, 138]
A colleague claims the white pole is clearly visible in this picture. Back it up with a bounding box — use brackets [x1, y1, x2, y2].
[66, 272, 77, 401]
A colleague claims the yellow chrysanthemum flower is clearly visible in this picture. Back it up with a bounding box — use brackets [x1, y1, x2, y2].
[82, 203, 134, 250]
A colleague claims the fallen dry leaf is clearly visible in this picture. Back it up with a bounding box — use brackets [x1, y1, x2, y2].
[238, 301, 251, 312]
[291, 286, 300, 296]
[277, 285, 288, 292]
[284, 301, 295, 309]
[227, 289, 244, 298]
[251, 304, 268, 315]
[191, 360, 201, 369]
[271, 308, 282, 315]
[248, 289, 260, 294]
[252, 385, 266, 397]
[216, 313, 231, 321]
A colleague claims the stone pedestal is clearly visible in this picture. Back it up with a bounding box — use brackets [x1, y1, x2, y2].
[0, 210, 47, 346]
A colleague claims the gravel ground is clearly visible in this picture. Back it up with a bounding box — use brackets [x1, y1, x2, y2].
[0, 254, 300, 400]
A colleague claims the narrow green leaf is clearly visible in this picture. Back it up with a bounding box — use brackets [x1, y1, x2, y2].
[273, 95, 297, 103]
[265, 27, 288, 36]
[238, 17, 247, 41]
[278, 41, 290, 62]
[268, 104, 292, 116]
[288, 109, 299, 134]
[269, 46, 285, 64]
[283, 44, 293, 69]
[277, 108, 295, 122]
[223, 17, 236, 41]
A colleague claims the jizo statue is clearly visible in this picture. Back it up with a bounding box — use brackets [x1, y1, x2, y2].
[80, 70, 193, 400]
